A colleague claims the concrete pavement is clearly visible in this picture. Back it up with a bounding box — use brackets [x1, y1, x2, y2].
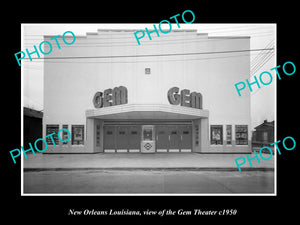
[24, 170, 274, 194]
[23, 153, 274, 171]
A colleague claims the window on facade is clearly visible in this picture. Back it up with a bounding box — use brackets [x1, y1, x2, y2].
[46, 124, 59, 145]
[263, 131, 268, 142]
[226, 125, 232, 145]
[72, 125, 84, 145]
[211, 125, 223, 145]
[235, 125, 248, 145]
[145, 68, 151, 74]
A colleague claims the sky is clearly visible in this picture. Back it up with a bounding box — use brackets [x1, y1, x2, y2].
[21, 23, 276, 130]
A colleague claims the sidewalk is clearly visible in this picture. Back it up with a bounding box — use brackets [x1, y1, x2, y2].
[23, 153, 274, 171]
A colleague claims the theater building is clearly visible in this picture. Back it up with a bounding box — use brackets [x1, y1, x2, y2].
[43, 29, 251, 154]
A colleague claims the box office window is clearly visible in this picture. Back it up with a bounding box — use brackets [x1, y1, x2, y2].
[143, 128, 153, 141]
[72, 125, 84, 145]
[226, 125, 232, 145]
[211, 125, 223, 145]
[235, 125, 248, 145]
[46, 124, 59, 145]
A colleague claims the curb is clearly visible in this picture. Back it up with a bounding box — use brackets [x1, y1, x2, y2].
[24, 167, 274, 172]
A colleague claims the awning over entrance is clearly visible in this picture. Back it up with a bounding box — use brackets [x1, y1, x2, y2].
[86, 104, 209, 120]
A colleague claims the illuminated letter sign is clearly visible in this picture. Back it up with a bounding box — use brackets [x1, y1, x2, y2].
[167, 87, 202, 109]
[167, 87, 180, 105]
[93, 92, 103, 108]
[93, 86, 128, 108]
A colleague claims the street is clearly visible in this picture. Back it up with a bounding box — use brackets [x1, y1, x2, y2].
[23, 170, 274, 194]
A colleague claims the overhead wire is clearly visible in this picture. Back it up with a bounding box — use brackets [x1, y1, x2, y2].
[251, 49, 274, 75]
[251, 50, 274, 76]
[22, 32, 274, 47]
[249, 52, 275, 96]
[251, 41, 275, 75]
[21, 51, 273, 71]
[21, 48, 274, 62]
[22, 25, 275, 40]
[250, 40, 274, 70]
[22, 26, 276, 101]
[22, 26, 275, 48]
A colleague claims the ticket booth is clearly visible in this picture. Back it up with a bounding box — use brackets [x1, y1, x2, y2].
[141, 125, 155, 153]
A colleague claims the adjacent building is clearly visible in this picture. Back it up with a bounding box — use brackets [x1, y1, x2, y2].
[252, 119, 275, 151]
[24, 107, 43, 149]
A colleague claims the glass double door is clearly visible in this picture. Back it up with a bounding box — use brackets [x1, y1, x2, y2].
[103, 124, 192, 152]
[156, 125, 192, 151]
[104, 125, 141, 151]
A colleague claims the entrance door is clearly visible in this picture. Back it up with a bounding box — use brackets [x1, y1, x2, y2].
[156, 125, 169, 152]
[104, 126, 116, 152]
[169, 125, 181, 152]
[116, 126, 128, 152]
[180, 125, 192, 152]
[103, 124, 192, 153]
[128, 126, 141, 152]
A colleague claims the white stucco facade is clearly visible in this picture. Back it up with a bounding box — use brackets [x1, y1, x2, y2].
[43, 29, 251, 153]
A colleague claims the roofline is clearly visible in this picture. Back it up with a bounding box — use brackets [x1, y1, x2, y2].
[254, 122, 275, 130]
[96, 28, 198, 32]
[43, 29, 251, 39]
